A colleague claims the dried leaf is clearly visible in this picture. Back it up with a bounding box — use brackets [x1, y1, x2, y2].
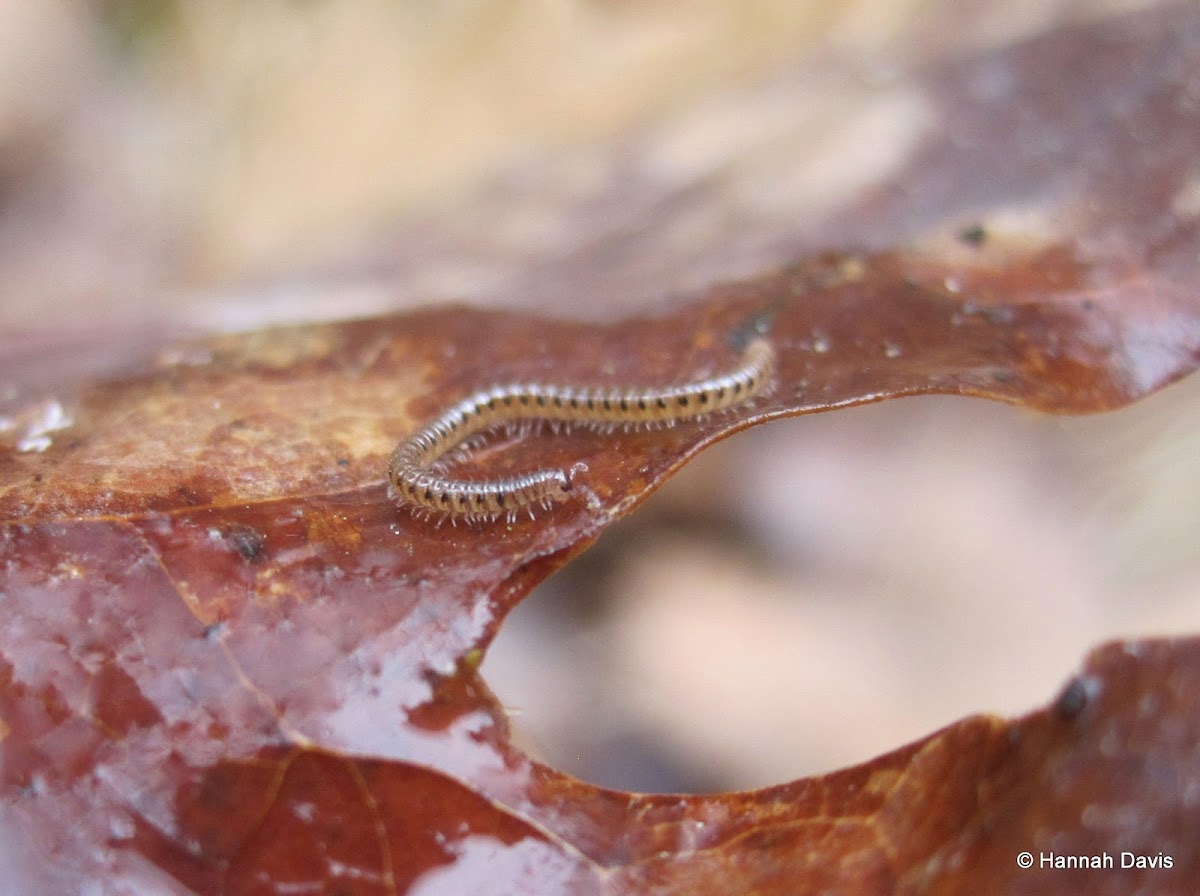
[3, 5, 1200, 895]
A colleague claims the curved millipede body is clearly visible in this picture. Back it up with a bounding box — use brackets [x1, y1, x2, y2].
[388, 338, 775, 523]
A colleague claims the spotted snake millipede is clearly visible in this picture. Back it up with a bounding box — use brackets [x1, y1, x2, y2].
[388, 338, 775, 523]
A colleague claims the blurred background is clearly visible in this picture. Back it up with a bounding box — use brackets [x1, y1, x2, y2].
[1, 0, 885, 330]
[2, 0, 1197, 793]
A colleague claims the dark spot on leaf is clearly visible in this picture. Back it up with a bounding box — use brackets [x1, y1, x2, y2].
[219, 525, 266, 563]
[958, 223, 988, 246]
[203, 622, 226, 641]
[1055, 676, 1092, 721]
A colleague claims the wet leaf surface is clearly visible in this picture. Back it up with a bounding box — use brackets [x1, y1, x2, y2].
[3, 5, 1200, 894]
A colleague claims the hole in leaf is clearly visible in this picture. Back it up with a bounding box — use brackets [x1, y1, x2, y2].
[485, 386, 1200, 792]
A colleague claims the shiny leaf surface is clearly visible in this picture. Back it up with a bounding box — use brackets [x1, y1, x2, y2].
[3, 5, 1200, 894]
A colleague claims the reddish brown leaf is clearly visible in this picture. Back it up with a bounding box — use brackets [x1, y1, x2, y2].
[3, 5, 1200, 895]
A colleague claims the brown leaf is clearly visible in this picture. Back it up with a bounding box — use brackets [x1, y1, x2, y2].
[3, 5, 1200, 895]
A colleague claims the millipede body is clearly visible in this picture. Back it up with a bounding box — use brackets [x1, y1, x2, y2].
[388, 338, 775, 523]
